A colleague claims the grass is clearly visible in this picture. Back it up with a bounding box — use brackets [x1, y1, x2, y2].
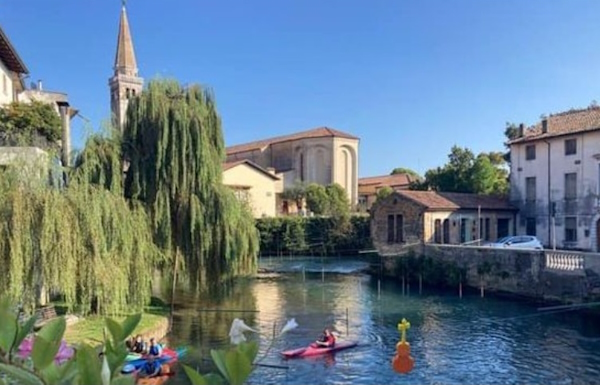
[63, 312, 169, 346]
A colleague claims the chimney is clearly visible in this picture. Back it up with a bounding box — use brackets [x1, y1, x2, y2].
[58, 103, 71, 166]
[542, 118, 548, 134]
[37, 80, 42, 91]
[518, 123, 524, 137]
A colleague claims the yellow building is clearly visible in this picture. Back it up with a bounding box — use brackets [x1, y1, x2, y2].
[223, 159, 282, 218]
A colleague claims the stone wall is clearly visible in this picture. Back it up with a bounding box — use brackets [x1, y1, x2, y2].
[138, 317, 171, 344]
[377, 244, 600, 304]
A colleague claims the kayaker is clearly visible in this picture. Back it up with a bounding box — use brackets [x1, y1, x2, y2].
[139, 355, 161, 378]
[147, 338, 163, 357]
[131, 335, 146, 354]
[315, 328, 336, 348]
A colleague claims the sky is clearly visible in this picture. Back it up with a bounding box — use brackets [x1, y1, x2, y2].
[2, 0, 600, 178]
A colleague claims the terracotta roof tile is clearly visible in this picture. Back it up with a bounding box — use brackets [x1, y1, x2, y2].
[0, 26, 28, 74]
[359, 173, 416, 194]
[226, 126, 359, 155]
[396, 190, 516, 211]
[222, 159, 280, 180]
[509, 106, 600, 144]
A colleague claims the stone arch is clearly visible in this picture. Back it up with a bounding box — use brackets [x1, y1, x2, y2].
[307, 145, 329, 185]
[294, 146, 305, 182]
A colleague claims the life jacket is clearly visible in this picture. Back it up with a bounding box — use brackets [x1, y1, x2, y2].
[143, 360, 160, 376]
[148, 344, 162, 356]
[326, 334, 336, 346]
[132, 341, 145, 354]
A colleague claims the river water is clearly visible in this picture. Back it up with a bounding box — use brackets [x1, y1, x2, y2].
[164, 257, 600, 385]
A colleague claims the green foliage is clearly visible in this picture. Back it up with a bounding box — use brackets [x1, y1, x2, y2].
[304, 183, 351, 217]
[0, 154, 161, 315]
[304, 184, 329, 215]
[183, 341, 258, 385]
[0, 297, 139, 385]
[375, 186, 393, 202]
[0, 101, 62, 149]
[122, 79, 258, 292]
[256, 215, 372, 256]
[412, 145, 509, 196]
[390, 167, 421, 180]
[393, 253, 467, 288]
[325, 183, 350, 215]
[281, 181, 306, 210]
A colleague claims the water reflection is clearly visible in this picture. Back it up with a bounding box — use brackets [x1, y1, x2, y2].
[163, 258, 600, 385]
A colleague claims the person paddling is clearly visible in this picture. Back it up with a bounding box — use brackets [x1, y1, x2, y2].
[131, 335, 145, 354]
[147, 337, 163, 357]
[139, 355, 161, 378]
[315, 328, 336, 348]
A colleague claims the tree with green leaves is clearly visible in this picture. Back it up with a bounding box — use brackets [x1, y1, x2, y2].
[305, 183, 329, 215]
[0, 101, 62, 149]
[375, 186, 394, 202]
[281, 181, 307, 212]
[122, 79, 258, 292]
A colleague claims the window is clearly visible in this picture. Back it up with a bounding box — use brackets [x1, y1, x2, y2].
[565, 138, 577, 155]
[525, 177, 536, 203]
[434, 219, 442, 243]
[485, 218, 490, 241]
[497, 218, 510, 239]
[565, 217, 577, 243]
[395, 215, 404, 243]
[526, 217, 536, 236]
[525, 145, 536, 160]
[564, 173, 577, 201]
[443, 219, 450, 244]
[387, 215, 394, 243]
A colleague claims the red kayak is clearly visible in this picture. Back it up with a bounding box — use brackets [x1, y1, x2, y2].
[281, 340, 358, 358]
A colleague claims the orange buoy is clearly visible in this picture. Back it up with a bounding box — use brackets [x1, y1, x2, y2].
[392, 318, 414, 374]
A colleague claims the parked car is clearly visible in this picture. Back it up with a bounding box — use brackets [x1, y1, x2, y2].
[487, 235, 543, 250]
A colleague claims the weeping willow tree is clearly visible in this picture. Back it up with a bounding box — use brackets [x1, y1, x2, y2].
[0, 135, 162, 315]
[122, 79, 259, 292]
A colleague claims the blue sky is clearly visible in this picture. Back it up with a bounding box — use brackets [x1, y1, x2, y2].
[2, 0, 600, 177]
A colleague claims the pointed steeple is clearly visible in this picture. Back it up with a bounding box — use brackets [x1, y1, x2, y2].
[114, 2, 138, 77]
[109, 1, 143, 132]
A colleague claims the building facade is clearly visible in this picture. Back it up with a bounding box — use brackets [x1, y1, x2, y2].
[508, 106, 600, 251]
[222, 160, 283, 218]
[226, 127, 359, 206]
[371, 190, 517, 256]
[0, 26, 28, 105]
[358, 173, 417, 211]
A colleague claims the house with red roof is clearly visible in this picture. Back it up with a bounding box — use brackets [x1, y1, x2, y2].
[358, 173, 419, 211]
[225, 126, 359, 214]
[508, 105, 600, 251]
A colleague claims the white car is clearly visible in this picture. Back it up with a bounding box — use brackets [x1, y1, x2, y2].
[487, 235, 543, 250]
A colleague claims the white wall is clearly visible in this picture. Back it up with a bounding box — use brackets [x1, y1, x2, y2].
[223, 164, 279, 218]
[0, 61, 15, 105]
[510, 131, 600, 250]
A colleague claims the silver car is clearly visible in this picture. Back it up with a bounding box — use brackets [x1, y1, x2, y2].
[487, 235, 543, 250]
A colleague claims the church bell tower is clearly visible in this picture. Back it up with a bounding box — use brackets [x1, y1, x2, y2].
[109, 1, 143, 132]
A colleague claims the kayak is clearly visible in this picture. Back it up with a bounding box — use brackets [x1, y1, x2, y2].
[136, 363, 174, 385]
[281, 340, 358, 358]
[126, 344, 167, 361]
[124, 347, 187, 371]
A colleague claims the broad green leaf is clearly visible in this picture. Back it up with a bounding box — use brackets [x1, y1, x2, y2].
[39, 362, 60, 384]
[210, 349, 229, 383]
[105, 318, 123, 346]
[14, 315, 38, 353]
[31, 337, 54, 370]
[120, 314, 141, 342]
[106, 349, 127, 377]
[203, 373, 226, 385]
[57, 358, 78, 384]
[75, 344, 102, 385]
[238, 341, 259, 363]
[224, 349, 252, 385]
[0, 376, 6, 385]
[0, 363, 44, 385]
[182, 365, 208, 385]
[110, 376, 135, 385]
[0, 310, 17, 353]
[36, 317, 66, 344]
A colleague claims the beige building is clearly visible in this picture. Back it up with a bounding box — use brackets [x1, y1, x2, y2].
[222, 160, 282, 218]
[508, 106, 600, 251]
[0, 25, 75, 166]
[226, 127, 360, 206]
[109, 3, 143, 132]
[0, 26, 28, 105]
[358, 173, 417, 211]
[370, 190, 517, 256]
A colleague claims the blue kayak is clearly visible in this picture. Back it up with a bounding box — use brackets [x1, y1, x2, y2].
[123, 347, 187, 371]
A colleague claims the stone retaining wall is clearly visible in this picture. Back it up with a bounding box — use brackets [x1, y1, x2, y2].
[137, 317, 171, 344]
[377, 243, 600, 304]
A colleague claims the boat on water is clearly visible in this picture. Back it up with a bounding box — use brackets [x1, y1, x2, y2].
[134, 363, 174, 385]
[124, 347, 187, 370]
[281, 340, 358, 358]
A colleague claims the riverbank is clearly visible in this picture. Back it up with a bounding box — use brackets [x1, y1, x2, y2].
[63, 310, 170, 346]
